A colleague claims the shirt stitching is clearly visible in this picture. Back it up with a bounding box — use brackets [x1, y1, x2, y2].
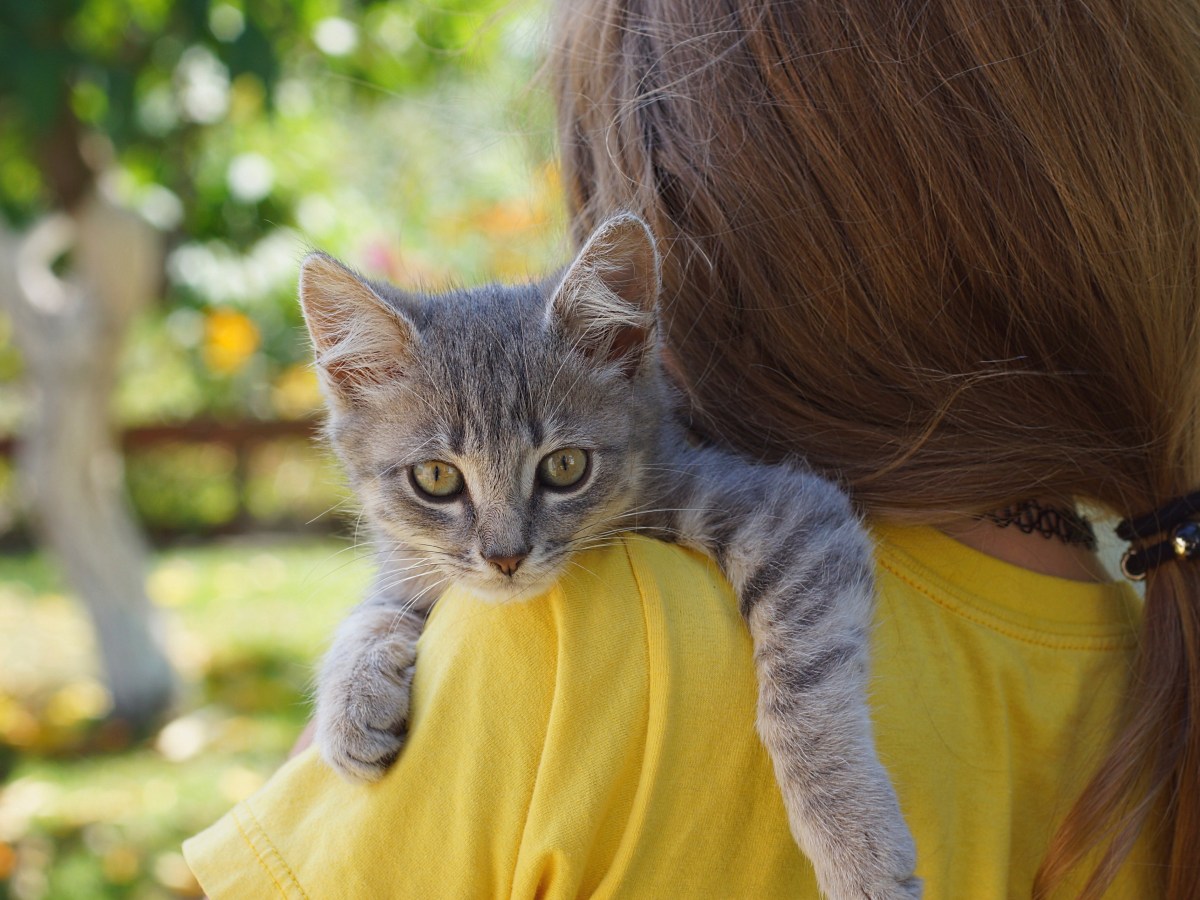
[236, 806, 312, 900]
[591, 536, 660, 898]
[231, 810, 290, 900]
[877, 556, 1133, 652]
[508, 583, 567, 898]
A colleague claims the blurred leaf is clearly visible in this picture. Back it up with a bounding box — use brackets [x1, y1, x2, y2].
[125, 444, 240, 533]
[12, 46, 75, 131]
[0, 0, 563, 428]
[225, 18, 279, 96]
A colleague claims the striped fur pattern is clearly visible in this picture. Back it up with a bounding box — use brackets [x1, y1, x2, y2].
[301, 214, 919, 900]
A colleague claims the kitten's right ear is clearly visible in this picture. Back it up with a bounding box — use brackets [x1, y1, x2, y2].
[299, 252, 418, 403]
[548, 213, 660, 376]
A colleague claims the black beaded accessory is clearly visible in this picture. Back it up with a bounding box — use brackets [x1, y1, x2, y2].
[1116, 490, 1200, 581]
[981, 500, 1097, 551]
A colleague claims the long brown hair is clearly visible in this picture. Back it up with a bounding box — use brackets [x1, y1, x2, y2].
[549, 0, 1200, 896]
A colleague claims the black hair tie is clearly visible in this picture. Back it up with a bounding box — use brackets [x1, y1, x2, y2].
[1116, 490, 1200, 581]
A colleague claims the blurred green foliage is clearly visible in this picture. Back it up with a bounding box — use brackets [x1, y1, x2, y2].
[0, 0, 563, 421]
[0, 0, 565, 536]
[0, 0, 547, 223]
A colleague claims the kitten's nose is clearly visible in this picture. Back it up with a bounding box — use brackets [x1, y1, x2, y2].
[485, 553, 527, 577]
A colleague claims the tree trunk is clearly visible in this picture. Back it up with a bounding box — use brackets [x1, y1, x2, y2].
[0, 191, 174, 727]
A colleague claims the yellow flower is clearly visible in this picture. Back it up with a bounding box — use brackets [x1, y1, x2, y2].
[203, 309, 260, 374]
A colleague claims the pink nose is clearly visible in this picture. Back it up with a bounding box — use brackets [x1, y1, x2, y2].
[486, 554, 527, 577]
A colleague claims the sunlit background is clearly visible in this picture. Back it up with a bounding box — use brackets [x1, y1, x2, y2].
[0, 1, 564, 896]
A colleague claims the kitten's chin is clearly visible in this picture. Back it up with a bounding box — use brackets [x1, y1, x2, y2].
[456, 569, 561, 605]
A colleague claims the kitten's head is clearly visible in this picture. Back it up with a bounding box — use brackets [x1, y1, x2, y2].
[299, 213, 671, 600]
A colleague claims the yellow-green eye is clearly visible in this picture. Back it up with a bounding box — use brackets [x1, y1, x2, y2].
[537, 447, 589, 490]
[411, 460, 464, 498]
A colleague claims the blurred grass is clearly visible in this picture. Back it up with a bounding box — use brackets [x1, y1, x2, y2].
[0, 538, 372, 899]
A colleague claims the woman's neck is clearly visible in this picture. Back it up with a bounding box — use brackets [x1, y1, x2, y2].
[939, 515, 1111, 583]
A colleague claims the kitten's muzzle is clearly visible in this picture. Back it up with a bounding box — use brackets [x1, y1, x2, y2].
[483, 552, 528, 577]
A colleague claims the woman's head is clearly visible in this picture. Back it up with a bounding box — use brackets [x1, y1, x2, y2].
[549, 1, 1200, 896]
[551, 0, 1200, 522]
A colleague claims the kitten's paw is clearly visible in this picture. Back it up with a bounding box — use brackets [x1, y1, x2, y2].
[813, 810, 921, 900]
[857, 876, 922, 900]
[883, 877, 923, 900]
[818, 857, 921, 900]
[316, 641, 416, 783]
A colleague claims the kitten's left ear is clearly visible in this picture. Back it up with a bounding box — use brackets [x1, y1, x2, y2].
[548, 212, 660, 375]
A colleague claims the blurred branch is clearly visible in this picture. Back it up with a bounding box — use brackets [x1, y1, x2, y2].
[36, 108, 94, 212]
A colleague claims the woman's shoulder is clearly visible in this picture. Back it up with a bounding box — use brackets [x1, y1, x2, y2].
[422, 534, 748, 682]
[186, 534, 812, 898]
[867, 522, 1155, 898]
[422, 533, 810, 896]
[402, 535, 810, 893]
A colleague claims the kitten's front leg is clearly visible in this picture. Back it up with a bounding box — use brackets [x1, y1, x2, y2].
[746, 585, 920, 900]
[315, 581, 429, 783]
[668, 453, 919, 900]
[739, 497, 920, 900]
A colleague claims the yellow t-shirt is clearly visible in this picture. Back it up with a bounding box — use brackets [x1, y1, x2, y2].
[184, 527, 1158, 898]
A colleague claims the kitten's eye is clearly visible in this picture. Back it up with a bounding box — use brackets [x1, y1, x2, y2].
[411, 460, 464, 498]
[537, 447, 589, 490]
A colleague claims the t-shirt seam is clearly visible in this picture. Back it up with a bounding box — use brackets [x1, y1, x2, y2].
[233, 806, 311, 900]
[508, 583, 570, 897]
[877, 555, 1134, 651]
[590, 536, 659, 898]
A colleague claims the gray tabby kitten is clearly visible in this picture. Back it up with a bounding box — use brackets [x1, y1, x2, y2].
[300, 214, 920, 900]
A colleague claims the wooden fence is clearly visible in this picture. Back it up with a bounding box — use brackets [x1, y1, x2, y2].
[0, 416, 340, 546]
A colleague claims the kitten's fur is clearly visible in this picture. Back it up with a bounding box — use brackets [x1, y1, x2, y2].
[301, 215, 920, 900]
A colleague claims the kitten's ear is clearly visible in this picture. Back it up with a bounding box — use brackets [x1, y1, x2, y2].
[548, 213, 660, 375]
[299, 252, 418, 403]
